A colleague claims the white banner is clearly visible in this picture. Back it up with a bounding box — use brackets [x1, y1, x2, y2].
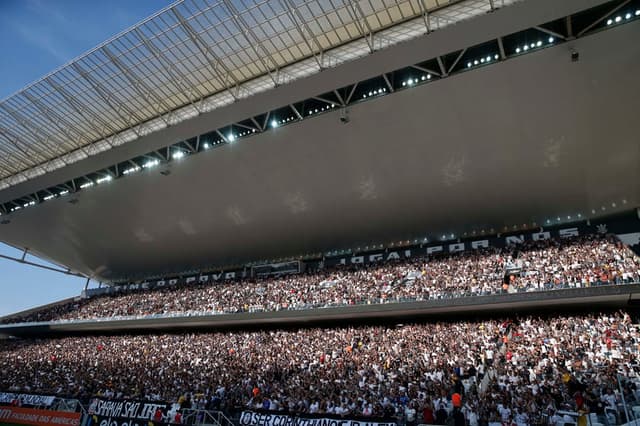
[239, 411, 396, 426]
[0, 393, 56, 407]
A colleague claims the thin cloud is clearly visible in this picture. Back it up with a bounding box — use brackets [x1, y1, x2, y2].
[12, 22, 71, 63]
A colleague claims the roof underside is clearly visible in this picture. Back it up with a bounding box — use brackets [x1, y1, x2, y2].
[1, 18, 638, 282]
[0, 0, 501, 190]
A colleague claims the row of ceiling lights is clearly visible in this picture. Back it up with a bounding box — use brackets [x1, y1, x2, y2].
[3, 11, 636, 216]
[606, 10, 640, 25]
[467, 53, 500, 68]
[401, 74, 431, 86]
[515, 36, 554, 54]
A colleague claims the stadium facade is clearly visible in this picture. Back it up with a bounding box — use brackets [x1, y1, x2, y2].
[1, 1, 640, 426]
[0, 0, 638, 283]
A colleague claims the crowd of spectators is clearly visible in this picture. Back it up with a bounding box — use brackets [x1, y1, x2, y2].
[2, 234, 638, 324]
[1, 311, 639, 425]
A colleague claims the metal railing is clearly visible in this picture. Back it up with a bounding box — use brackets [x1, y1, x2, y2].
[181, 409, 235, 426]
[3, 280, 637, 327]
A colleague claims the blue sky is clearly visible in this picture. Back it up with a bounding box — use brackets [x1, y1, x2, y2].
[0, 0, 174, 316]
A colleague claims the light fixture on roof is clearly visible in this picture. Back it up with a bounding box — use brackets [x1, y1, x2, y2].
[523, 45, 529, 51]
[625, 12, 631, 19]
[43, 194, 55, 201]
[494, 54, 499, 60]
[203, 143, 210, 149]
[96, 175, 113, 184]
[548, 36, 554, 43]
[59, 190, 69, 196]
[467, 62, 472, 68]
[228, 133, 236, 142]
[172, 150, 185, 160]
[143, 159, 159, 168]
[79, 181, 94, 189]
[271, 119, 278, 128]
[515, 47, 521, 53]
[615, 16, 622, 22]
[636, 10, 640, 16]
[123, 166, 141, 175]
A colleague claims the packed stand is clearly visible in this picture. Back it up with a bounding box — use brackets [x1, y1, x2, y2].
[2, 234, 639, 323]
[1, 311, 639, 425]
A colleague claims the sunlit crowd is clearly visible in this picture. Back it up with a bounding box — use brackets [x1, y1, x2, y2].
[3, 234, 638, 324]
[1, 311, 639, 425]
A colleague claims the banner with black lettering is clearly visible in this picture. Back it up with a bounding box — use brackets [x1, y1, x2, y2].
[87, 398, 175, 426]
[239, 411, 397, 426]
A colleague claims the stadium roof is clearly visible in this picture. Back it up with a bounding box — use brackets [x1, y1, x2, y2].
[0, 0, 638, 282]
[0, 0, 505, 191]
